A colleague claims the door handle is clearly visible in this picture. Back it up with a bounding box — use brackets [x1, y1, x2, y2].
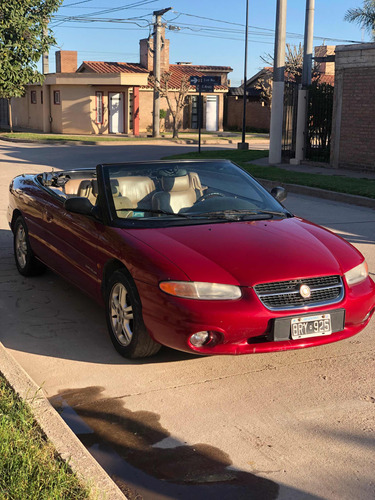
[45, 211, 53, 223]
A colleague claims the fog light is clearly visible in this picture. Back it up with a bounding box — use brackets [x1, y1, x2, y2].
[363, 307, 375, 322]
[190, 331, 210, 347]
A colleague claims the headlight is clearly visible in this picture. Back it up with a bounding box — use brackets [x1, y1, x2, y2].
[344, 261, 368, 286]
[159, 281, 242, 300]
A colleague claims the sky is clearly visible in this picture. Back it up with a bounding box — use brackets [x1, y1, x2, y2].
[48, 0, 370, 86]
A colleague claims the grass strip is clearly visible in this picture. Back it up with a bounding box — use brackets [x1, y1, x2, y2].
[0, 132, 149, 143]
[163, 149, 375, 200]
[0, 374, 89, 500]
[0, 132, 269, 144]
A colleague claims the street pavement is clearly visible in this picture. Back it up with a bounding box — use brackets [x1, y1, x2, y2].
[0, 140, 375, 500]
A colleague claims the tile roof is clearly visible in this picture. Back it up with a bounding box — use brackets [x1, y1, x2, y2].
[78, 61, 149, 74]
[318, 74, 335, 85]
[77, 61, 232, 91]
[144, 64, 232, 91]
[242, 67, 335, 88]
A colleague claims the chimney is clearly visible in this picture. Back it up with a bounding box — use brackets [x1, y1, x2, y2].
[55, 51, 78, 73]
[314, 45, 335, 76]
[140, 28, 170, 73]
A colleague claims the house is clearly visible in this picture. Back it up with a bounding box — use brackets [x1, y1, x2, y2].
[4, 30, 232, 135]
[225, 45, 335, 133]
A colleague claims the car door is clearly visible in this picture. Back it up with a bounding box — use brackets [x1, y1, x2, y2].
[53, 206, 103, 300]
[31, 187, 101, 300]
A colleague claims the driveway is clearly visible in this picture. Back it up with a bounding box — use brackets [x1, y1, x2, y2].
[1, 141, 374, 500]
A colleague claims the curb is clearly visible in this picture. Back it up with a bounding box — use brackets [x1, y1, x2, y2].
[258, 178, 375, 210]
[0, 342, 126, 500]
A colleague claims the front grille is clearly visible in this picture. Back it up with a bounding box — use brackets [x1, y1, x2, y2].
[254, 275, 344, 310]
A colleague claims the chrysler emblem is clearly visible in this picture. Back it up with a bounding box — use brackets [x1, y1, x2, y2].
[300, 284, 311, 298]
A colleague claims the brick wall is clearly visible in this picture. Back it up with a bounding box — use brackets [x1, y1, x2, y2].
[339, 67, 375, 169]
[226, 97, 270, 131]
[331, 43, 375, 171]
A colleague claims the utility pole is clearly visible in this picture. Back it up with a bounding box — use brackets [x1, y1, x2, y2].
[292, 0, 315, 164]
[238, 0, 249, 150]
[42, 24, 49, 74]
[269, 0, 287, 164]
[152, 7, 172, 138]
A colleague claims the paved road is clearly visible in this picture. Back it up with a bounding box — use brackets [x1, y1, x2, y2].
[1, 141, 374, 500]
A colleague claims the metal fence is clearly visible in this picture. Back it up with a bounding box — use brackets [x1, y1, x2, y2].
[282, 81, 299, 160]
[306, 82, 334, 162]
[282, 82, 334, 163]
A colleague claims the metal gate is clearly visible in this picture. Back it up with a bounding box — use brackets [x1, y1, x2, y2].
[306, 82, 334, 162]
[0, 98, 9, 128]
[282, 82, 299, 160]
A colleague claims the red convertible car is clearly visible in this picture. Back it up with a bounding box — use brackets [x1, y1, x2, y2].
[8, 160, 375, 358]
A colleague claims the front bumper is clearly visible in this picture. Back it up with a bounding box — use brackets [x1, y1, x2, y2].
[137, 276, 375, 355]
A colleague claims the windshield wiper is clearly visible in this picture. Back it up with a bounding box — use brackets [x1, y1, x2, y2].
[251, 209, 290, 217]
[188, 209, 289, 220]
[116, 208, 189, 218]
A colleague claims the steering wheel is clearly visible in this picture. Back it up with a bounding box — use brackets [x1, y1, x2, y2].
[195, 191, 225, 204]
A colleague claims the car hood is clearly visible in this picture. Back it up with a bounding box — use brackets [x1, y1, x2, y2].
[127, 218, 363, 286]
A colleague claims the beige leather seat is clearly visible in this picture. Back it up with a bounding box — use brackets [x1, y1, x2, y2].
[113, 195, 133, 218]
[117, 176, 155, 208]
[188, 172, 205, 198]
[64, 178, 97, 204]
[152, 175, 197, 213]
[64, 178, 89, 196]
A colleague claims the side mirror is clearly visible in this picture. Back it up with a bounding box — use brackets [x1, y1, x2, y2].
[64, 197, 95, 216]
[271, 186, 287, 203]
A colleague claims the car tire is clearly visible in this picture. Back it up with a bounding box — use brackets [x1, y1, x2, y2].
[105, 269, 161, 359]
[13, 216, 46, 277]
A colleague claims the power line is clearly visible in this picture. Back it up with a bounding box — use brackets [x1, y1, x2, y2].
[66, 0, 160, 18]
[63, 0, 96, 6]
[171, 10, 362, 44]
[54, 25, 146, 30]
[52, 6, 363, 45]
[169, 30, 275, 45]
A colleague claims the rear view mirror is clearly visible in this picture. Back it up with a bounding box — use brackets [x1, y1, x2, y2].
[271, 186, 287, 203]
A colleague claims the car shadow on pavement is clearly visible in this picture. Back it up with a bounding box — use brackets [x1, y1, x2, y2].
[0, 228, 196, 365]
[50, 385, 323, 500]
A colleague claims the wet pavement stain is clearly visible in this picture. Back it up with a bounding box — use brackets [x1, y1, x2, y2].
[50, 386, 279, 500]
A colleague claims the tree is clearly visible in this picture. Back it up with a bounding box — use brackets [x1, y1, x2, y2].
[149, 71, 191, 138]
[344, 0, 375, 39]
[254, 43, 321, 106]
[0, 0, 62, 131]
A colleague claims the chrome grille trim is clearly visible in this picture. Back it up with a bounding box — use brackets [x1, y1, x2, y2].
[254, 276, 344, 311]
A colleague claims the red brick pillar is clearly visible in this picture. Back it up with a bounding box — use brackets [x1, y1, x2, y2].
[133, 87, 140, 136]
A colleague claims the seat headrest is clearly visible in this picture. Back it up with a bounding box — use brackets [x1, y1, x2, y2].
[161, 175, 190, 192]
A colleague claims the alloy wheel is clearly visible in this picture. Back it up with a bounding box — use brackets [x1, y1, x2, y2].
[110, 282, 134, 346]
[15, 225, 28, 269]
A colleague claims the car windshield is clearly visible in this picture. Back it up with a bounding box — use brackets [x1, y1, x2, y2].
[101, 160, 291, 225]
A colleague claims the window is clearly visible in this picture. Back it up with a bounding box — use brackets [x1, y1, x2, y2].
[30, 91, 37, 104]
[95, 92, 103, 124]
[53, 90, 60, 105]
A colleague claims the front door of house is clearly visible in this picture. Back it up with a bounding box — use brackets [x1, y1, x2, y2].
[109, 92, 124, 133]
[206, 95, 218, 132]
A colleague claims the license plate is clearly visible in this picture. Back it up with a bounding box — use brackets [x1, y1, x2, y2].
[291, 314, 332, 339]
